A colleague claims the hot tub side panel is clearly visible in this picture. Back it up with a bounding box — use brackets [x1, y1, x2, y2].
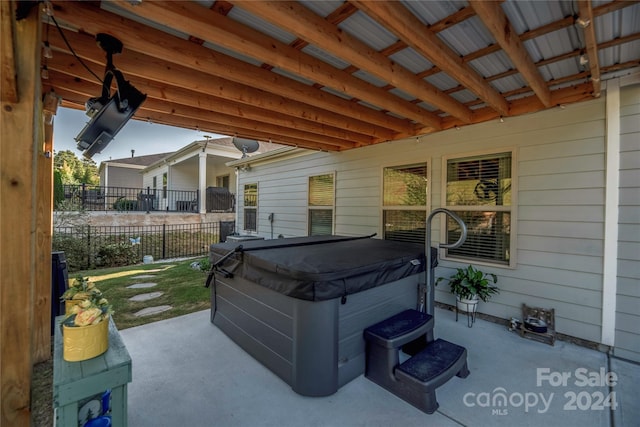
[212, 275, 295, 385]
[211, 273, 421, 396]
[337, 275, 420, 387]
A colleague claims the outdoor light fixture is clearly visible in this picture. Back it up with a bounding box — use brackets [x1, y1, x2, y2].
[75, 33, 146, 159]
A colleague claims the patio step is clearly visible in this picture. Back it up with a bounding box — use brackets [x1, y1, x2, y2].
[364, 309, 469, 414]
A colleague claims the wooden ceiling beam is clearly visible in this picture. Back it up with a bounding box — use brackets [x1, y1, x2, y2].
[53, 86, 342, 152]
[114, 0, 434, 131]
[46, 51, 376, 146]
[437, 82, 594, 132]
[46, 67, 360, 150]
[470, 1, 552, 108]
[51, 2, 408, 138]
[577, 0, 601, 97]
[352, 0, 509, 116]
[230, 1, 473, 124]
[0, 1, 18, 103]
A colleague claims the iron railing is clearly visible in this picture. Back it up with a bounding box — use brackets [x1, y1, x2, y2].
[53, 221, 236, 271]
[58, 184, 235, 213]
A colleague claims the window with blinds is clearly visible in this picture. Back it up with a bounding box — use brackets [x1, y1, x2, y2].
[308, 173, 334, 236]
[244, 183, 257, 232]
[382, 164, 427, 244]
[444, 151, 513, 266]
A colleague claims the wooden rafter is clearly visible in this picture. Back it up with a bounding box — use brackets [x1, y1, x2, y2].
[351, 0, 509, 116]
[230, 0, 474, 124]
[470, 0, 553, 108]
[52, 2, 405, 142]
[41, 0, 640, 150]
[577, 0, 601, 97]
[114, 0, 433, 131]
[46, 67, 359, 151]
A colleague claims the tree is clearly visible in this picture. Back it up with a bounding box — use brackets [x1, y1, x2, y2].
[54, 150, 99, 185]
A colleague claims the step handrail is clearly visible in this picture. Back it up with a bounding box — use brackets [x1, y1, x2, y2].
[422, 208, 467, 315]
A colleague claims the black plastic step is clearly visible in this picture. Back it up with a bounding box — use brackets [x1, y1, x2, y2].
[395, 338, 469, 388]
[364, 309, 433, 349]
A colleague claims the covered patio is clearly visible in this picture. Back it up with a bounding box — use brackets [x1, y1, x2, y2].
[121, 308, 639, 426]
[1, 1, 639, 425]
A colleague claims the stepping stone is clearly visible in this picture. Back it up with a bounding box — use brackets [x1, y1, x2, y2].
[133, 305, 172, 317]
[127, 282, 158, 289]
[128, 291, 164, 302]
[132, 274, 156, 279]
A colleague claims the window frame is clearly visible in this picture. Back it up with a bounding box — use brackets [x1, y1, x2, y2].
[307, 172, 335, 236]
[440, 148, 517, 268]
[381, 162, 429, 245]
[243, 183, 258, 232]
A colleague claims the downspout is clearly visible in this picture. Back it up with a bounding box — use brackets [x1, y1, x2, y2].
[601, 78, 620, 347]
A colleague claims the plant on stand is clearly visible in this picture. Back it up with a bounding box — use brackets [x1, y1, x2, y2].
[436, 265, 499, 327]
[60, 276, 113, 361]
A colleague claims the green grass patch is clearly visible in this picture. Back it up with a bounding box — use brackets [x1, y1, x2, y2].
[72, 257, 211, 330]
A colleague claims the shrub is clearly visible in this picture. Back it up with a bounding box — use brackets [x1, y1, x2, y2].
[95, 242, 139, 267]
[52, 233, 90, 271]
[113, 198, 138, 211]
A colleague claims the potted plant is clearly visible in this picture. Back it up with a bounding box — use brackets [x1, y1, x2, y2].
[436, 265, 499, 315]
[60, 276, 113, 361]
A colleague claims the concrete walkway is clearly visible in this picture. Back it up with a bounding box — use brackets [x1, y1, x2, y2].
[119, 308, 639, 427]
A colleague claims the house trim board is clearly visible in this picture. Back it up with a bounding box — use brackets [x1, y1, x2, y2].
[601, 78, 620, 347]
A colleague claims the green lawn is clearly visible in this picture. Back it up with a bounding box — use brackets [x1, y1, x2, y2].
[74, 257, 212, 330]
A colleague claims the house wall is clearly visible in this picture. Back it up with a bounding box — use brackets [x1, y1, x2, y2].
[103, 165, 143, 188]
[143, 165, 169, 210]
[614, 83, 640, 362]
[237, 94, 623, 346]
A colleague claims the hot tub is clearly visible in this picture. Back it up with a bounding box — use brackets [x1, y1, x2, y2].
[208, 235, 436, 396]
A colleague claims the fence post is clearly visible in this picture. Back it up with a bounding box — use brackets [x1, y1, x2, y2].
[162, 224, 166, 260]
[146, 186, 151, 214]
[86, 225, 91, 270]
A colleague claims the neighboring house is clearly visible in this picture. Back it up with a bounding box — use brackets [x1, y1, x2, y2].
[141, 137, 283, 213]
[228, 78, 640, 363]
[99, 152, 173, 188]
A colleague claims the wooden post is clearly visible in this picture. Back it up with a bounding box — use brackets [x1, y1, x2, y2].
[33, 104, 55, 363]
[0, 2, 42, 425]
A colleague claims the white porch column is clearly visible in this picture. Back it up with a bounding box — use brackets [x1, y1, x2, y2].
[199, 152, 207, 214]
[601, 78, 620, 347]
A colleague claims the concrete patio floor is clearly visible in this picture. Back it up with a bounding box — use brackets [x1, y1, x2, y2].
[119, 308, 639, 427]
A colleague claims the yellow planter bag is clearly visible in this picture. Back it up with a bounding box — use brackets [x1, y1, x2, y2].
[63, 319, 109, 362]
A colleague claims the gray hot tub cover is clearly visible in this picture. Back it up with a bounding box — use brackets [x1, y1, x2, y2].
[209, 235, 433, 301]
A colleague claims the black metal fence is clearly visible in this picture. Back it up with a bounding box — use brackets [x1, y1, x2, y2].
[53, 221, 235, 271]
[59, 184, 235, 213]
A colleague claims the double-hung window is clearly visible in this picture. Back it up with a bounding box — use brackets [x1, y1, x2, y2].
[244, 183, 258, 232]
[308, 173, 334, 236]
[382, 163, 427, 244]
[443, 151, 514, 266]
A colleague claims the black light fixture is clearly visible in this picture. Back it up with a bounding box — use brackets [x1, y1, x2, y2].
[75, 33, 146, 159]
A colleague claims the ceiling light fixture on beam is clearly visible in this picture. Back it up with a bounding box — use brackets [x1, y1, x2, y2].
[75, 33, 147, 159]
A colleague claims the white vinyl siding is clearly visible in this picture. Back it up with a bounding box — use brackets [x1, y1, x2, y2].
[614, 83, 640, 363]
[235, 88, 640, 347]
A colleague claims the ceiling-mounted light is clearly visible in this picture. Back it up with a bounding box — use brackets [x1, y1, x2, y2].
[43, 41, 53, 59]
[75, 34, 147, 159]
[579, 54, 589, 66]
[41, 65, 49, 80]
[576, 17, 590, 28]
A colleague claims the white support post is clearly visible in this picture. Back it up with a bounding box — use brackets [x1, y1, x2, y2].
[601, 78, 620, 347]
[199, 151, 207, 214]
